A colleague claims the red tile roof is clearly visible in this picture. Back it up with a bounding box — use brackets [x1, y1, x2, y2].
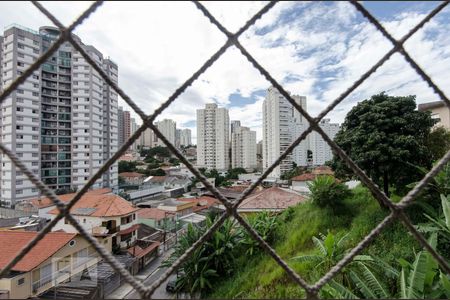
[127, 241, 160, 258]
[312, 166, 334, 175]
[178, 196, 219, 212]
[137, 208, 168, 221]
[118, 224, 140, 235]
[48, 194, 138, 217]
[291, 173, 316, 182]
[0, 231, 77, 272]
[119, 172, 145, 178]
[239, 187, 306, 210]
[28, 188, 112, 209]
[148, 176, 167, 183]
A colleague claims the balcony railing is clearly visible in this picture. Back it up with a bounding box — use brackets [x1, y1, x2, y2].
[32, 264, 71, 293]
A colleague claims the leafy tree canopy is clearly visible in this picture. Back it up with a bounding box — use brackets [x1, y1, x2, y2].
[427, 126, 450, 162]
[330, 93, 434, 198]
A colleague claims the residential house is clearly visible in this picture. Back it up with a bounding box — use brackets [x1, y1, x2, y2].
[177, 196, 220, 214]
[119, 172, 145, 185]
[157, 199, 195, 218]
[127, 240, 160, 272]
[291, 173, 317, 193]
[0, 231, 100, 299]
[16, 188, 112, 220]
[418, 100, 450, 129]
[137, 208, 176, 231]
[48, 194, 139, 251]
[311, 166, 334, 176]
[0, 216, 46, 232]
[219, 186, 306, 214]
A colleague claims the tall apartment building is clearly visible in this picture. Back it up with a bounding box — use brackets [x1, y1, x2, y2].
[118, 106, 124, 146]
[118, 106, 133, 150]
[156, 119, 176, 147]
[180, 128, 192, 147]
[141, 127, 158, 148]
[123, 110, 131, 145]
[0, 25, 118, 207]
[230, 120, 241, 135]
[197, 103, 229, 171]
[308, 119, 339, 165]
[175, 128, 181, 148]
[262, 87, 307, 178]
[130, 117, 138, 151]
[231, 126, 257, 171]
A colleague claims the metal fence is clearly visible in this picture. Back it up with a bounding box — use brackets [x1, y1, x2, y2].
[0, 1, 449, 298]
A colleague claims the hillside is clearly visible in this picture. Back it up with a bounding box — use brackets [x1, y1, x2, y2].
[209, 186, 420, 298]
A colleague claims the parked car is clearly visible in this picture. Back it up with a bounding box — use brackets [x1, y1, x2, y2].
[166, 279, 177, 293]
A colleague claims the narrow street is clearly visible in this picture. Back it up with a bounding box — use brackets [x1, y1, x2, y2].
[125, 267, 176, 299]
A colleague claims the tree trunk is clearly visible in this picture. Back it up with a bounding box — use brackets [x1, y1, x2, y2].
[383, 171, 390, 198]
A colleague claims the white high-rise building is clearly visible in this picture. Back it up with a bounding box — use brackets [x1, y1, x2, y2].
[230, 120, 241, 135]
[262, 87, 307, 178]
[175, 128, 181, 149]
[0, 25, 118, 207]
[141, 128, 158, 148]
[197, 103, 229, 171]
[309, 119, 339, 165]
[130, 117, 138, 151]
[180, 128, 192, 147]
[262, 87, 340, 177]
[231, 126, 257, 170]
[156, 119, 176, 147]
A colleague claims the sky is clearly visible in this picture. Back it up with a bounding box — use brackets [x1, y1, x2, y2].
[1, 1, 449, 144]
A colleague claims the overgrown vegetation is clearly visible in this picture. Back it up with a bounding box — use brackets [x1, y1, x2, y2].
[207, 181, 449, 299]
[308, 175, 351, 212]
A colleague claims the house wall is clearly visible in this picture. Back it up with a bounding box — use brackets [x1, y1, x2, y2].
[291, 181, 310, 193]
[0, 235, 99, 299]
[0, 273, 31, 299]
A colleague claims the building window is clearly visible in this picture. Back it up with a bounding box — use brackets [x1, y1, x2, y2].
[17, 278, 25, 286]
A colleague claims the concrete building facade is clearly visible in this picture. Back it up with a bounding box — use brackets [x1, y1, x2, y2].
[0, 25, 118, 207]
[180, 128, 192, 147]
[231, 126, 257, 171]
[418, 101, 450, 129]
[262, 87, 307, 178]
[196, 103, 229, 171]
[156, 119, 176, 147]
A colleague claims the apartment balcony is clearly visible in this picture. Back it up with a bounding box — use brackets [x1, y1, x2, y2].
[42, 89, 57, 96]
[58, 91, 71, 97]
[58, 75, 71, 82]
[42, 72, 57, 81]
[58, 67, 71, 75]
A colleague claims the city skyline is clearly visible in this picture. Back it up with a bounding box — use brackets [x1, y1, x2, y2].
[0, 2, 448, 144]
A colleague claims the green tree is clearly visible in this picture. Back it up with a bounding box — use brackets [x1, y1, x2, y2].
[226, 168, 247, 180]
[308, 175, 351, 211]
[118, 161, 137, 173]
[330, 93, 434, 198]
[427, 127, 450, 162]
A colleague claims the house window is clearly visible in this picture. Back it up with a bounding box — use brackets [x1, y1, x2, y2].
[17, 278, 25, 285]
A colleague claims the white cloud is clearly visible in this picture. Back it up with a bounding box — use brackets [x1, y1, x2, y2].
[1, 1, 449, 145]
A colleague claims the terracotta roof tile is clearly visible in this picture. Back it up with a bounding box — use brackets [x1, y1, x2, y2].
[0, 231, 77, 272]
[312, 166, 334, 175]
[48, 194, 138, 217]
[291, 173, 316, 181]
[127, 241, 160, 258]
[148, 176, 167, 183]
[239, 187, 306, 210]
[119, 172, 145, 178]
[137, 208, 168, 221]
[28, 188, 111, 209]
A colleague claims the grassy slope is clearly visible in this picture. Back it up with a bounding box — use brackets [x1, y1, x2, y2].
[209, 186, 419, 299]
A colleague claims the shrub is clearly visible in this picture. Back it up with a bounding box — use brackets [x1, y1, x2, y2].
[308, 175, 351, 210]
